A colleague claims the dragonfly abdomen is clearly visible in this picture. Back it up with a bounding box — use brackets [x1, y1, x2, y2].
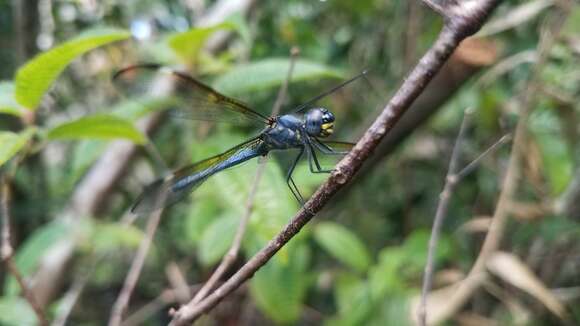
[172, 145, 266, 193]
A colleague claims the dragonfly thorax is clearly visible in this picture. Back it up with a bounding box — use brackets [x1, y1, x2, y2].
[305, 108, 334, 138]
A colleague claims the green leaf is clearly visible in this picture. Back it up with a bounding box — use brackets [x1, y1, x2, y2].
[15, 27, 130, 109]
[5, 220, 72, 296]
[0, 128, 36, 167]
[330, 274, 374, 326]
[0, 297, 37, 326]
[88, 222, 144, 254]
[0, 82, 25, 116]
[213, 58, 344, 95]
[168, 22, 235, 63]
[314, 222, 372, 273]
[47, 114, 146, 144]
[198, 214, 238, 266]
[184, 196, 219, 245]
[250, 245, 310, 323]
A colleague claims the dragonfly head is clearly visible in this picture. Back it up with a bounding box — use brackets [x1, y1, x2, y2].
[305, 108, 335, 138]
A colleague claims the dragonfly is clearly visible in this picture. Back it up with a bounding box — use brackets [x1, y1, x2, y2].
[113, 63, 367, 214]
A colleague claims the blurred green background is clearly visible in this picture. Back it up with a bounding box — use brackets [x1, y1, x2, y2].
[0, 0, 579, 325]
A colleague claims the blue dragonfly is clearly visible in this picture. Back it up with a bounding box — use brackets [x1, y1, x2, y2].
[113, 64, 366, 213]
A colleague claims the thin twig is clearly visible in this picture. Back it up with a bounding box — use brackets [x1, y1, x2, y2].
[1, 176, 49, 326]
[419, 109, 472, 326]
[418, 109, 510, 326]
[188, 47, 300, 306]
[122, 284, 208, 326]
[51, 270, 92, 326]
[455, 134, 511, 181]
[169, 1, 501, 324]
[108, 207, 164, 326]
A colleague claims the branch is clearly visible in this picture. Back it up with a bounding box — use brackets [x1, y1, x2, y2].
[169, 1, 501, 324]
[188, 48, 300, 305]
[418, 108, 510, 325]
[1, 175, 49, 326]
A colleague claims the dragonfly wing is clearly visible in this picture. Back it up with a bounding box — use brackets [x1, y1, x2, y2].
[130, 175, 209, 214]
[113, 63, 269, 126]
[131, 136, 266, 214]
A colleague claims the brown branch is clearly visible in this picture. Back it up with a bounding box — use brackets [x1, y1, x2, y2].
[1, 176, 49, 326]
[418, 108, 510, 325]
[169, 1, 501, 324]
[189, 47, 300, 305]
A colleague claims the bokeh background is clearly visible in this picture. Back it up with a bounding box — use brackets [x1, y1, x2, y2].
[0, 0, 579, 325]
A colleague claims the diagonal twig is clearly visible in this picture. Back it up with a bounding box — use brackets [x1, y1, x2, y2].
[169, 1, 502, 324]
[187, 47, 301, 306]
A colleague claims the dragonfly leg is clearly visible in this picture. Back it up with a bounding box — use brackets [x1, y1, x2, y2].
[286, 147, 305, 204]
[307, 143, 333, 174]
[313, 138, 349, 155]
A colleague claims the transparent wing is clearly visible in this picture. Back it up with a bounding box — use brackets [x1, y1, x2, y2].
[113, 63, 269, 126]
[131, 136, 265, 213]
[291, 70, 369, 114]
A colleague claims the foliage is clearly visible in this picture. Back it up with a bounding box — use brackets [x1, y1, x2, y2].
[14, 28, 130, 109]
[47, 114, 146, 144]
[0, 1, 578, 325]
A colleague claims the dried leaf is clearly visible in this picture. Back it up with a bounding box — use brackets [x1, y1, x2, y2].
[486, 252, 567, 319]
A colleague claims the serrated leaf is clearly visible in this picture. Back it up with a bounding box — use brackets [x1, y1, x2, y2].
[168, 22, 235, 63]
[5, 220, 72, 296]
[15, 27, 130, 109]
[47, 114, 146, 144]
[314, 222, 372, 273]
[0, 128, 36, 167]
[0, 82, 25, 116]
[198, 215, 238, 266]
[0, 297, 37, 326]
[213, 58, 344, 95]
